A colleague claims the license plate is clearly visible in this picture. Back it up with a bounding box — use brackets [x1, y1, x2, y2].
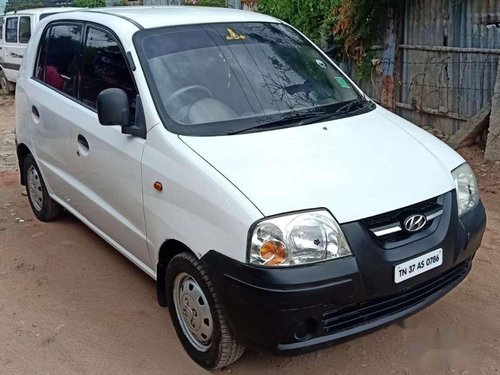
[394, 248, 443, 284]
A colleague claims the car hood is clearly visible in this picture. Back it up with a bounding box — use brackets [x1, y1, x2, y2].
[179, 106, 464, 223]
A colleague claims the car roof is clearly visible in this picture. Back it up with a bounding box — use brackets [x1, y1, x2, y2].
[73, 6, 279, 30]
[4, 7, 82, 16]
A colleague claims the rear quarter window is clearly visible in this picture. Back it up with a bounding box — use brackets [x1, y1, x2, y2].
[0, 17, 4, 40]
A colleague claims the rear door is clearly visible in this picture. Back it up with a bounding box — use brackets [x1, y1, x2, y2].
[29, 22, 83, 202]
[2, 15, 30, 82]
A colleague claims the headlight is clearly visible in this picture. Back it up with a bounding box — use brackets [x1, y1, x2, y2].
[452, 163, 479, 217]
[248, 209, 351, 267]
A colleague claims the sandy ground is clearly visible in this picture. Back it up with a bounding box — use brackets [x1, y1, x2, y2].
[1, 97, 499, 375]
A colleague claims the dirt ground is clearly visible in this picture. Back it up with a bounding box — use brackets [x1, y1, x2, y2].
[1, 96, 499, 375]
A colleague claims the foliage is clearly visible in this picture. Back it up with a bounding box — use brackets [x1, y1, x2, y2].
[184, 0, 227, 7]
[355, 50, 375, 80]
[258, 0, 341, 48]
[333, 0, 397, 60]
[258, 0, 398, 61]
[4, 2, 44, 12]
[72, 0, 106, 8]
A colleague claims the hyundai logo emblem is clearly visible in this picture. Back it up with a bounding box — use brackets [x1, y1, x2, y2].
[404, 214, 427, 232]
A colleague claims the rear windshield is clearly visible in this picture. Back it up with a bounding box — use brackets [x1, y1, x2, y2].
[134, 23, 363, 136]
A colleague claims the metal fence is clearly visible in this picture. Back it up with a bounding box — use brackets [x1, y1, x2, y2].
[398, 50, 499, 134]
[359, 0, 500, 135]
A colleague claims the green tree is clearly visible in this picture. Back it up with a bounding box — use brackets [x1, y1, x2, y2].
[184, 0, 226, 7]
[72, 0, 105, 7]
[4, 1, 44, 12]
[258, 0, 398, 60]
[258, 0, 340, 48]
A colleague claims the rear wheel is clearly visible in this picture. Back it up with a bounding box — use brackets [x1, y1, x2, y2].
[166, 252, 245, 370]
[24, 154, 63, 221]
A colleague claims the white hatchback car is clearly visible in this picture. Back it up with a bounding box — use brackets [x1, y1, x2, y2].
[16, 7, 486, 370]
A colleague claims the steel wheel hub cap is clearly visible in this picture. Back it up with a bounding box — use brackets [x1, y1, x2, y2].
[173, 272, 213, 352]
[27, 166, 43, 212]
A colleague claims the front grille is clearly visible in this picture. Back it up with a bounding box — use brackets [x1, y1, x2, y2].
[365, 195, 444, 245]
[365, 197, 439, 228]
[321, 260, 469, 335]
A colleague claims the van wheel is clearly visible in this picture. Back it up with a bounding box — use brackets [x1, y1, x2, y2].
[24, 154, 63, 221]
[166, 252, 245, 370]
[0, 70, 13, 95]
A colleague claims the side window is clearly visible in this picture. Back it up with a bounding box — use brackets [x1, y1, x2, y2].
[19, 16, 31, 43]
[0, 17, 4, 40]
[6, 17, 18, 43]
[81, 26, 137, 119]
[36, 24, 82, 97]
[35, 30, 48, 80]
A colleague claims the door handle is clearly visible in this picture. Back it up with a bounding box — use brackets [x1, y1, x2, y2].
[77, 134, 89, 150]
[31, 105, 40, 118]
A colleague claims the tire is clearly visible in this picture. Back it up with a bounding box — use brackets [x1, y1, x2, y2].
[23, 154, 63, 222]
[166, 252, 245, 370]
[0, 70, 13, 96]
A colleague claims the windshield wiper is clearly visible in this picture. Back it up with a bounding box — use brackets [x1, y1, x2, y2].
[335, 98, 370, 115]
[228, 99, 373, 135]
[229, 110, 328, 135]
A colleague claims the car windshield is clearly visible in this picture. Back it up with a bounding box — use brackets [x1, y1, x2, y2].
[134, 22, 366, 136]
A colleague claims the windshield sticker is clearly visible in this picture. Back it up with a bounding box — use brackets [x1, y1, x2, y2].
[335, 76, 351, 89]
[226, 28, 246, 41]
[315, 59, 327, 69]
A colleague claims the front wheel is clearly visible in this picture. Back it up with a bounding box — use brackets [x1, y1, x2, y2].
[166, 252, 245, 370]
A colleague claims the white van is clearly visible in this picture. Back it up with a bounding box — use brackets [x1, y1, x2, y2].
[15, 7, 486, 370]
[0, 7, 79, 94]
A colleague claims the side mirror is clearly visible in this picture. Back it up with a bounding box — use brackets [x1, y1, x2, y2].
[97, 88, 130, 127]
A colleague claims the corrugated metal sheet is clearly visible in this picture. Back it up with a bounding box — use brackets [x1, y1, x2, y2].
[403, 0, 500, 47]
[398, 0, 500, 134]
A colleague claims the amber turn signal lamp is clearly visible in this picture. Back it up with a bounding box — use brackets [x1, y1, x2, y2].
[260, 240, 287, 266]
[153, 181, 163, 192]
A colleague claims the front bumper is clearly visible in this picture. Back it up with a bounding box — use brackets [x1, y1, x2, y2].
[201, 194, 486, 354]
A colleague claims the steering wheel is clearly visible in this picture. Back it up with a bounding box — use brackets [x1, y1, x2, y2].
[166, 85, 214, 108]
[164, 85, 214, 124]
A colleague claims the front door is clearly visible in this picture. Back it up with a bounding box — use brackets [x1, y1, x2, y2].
[65, 24, 151, 270]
